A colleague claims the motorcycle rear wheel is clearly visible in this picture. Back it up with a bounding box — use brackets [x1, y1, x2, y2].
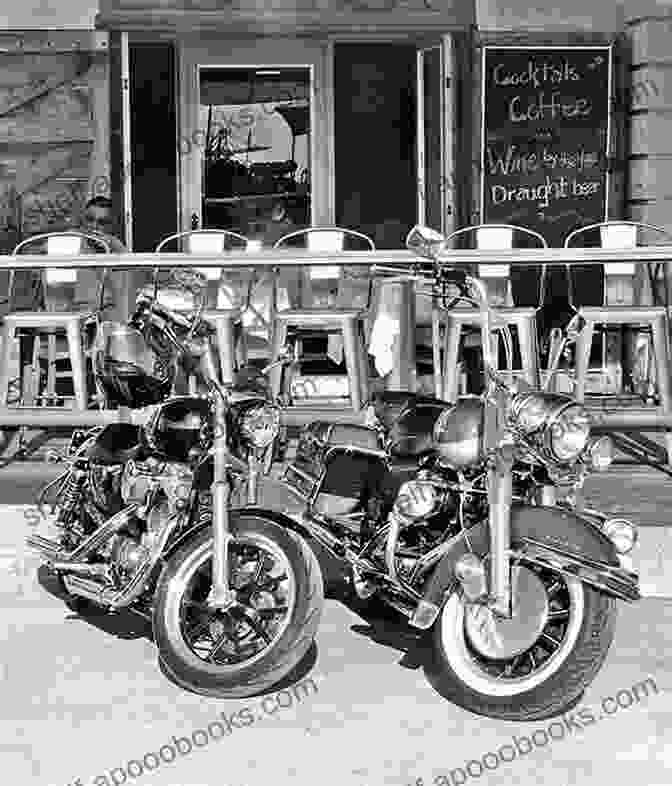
[426, 561, 617, 721]
[153, 512, 323, 698]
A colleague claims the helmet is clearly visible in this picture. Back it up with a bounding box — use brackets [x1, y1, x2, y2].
[433, 396, 485, 468]
[143, 397, 210, 462]
[93, 322, 174, 408]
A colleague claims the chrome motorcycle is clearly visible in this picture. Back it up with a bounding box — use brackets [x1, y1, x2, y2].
[27, 270, 323, 698]
[275, 226, 639, 721]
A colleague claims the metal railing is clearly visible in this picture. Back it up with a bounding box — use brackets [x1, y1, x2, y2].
[0, 247, 670, 431]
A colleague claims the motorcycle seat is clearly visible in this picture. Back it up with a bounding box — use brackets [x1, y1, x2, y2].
[87, 423, 145, 465]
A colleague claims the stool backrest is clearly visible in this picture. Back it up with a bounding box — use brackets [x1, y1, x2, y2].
[155, 229, 249, 280]
[444, 223, 548, 307]
[12, 231, 111, 310]
[273, 227, 375, 308]
[563, 221, 672, 307]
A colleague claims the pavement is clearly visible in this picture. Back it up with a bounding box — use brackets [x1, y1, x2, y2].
[0, 468, 671, 786]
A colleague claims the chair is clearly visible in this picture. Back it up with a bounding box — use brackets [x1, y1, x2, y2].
[0, 232, 111, 410]
[563, 221, 672, 460]
[269, 228, 374, 411]
[435, 224, 548, 402]
[154, 230, 250, 387]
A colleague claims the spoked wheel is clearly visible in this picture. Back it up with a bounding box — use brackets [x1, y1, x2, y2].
[426, 559, 617, 721]
[153, 512, 323, 698]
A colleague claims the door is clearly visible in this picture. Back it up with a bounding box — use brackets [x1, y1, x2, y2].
[179, 37, 332, 236]
[416, 38, 454, 235]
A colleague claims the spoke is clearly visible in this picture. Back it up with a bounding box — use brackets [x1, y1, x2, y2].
[546, 580, 563, 597]
[548, 608, 570, 620]
[540, 631, 562, 649]
[205, 630, 235, 663]
[240, 610, 272, 644]
[250, 556, 266, 586]
[253, 573, 288, 592]
[182, 599, 210, 610]
[256, 606, 289, 617]
[186, 616, 215, 642]
[528, 649, 538, 670]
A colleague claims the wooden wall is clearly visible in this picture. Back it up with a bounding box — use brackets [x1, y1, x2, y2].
[0, 31, 110, 253]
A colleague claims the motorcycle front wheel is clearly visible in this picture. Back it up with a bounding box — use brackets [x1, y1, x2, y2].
[153, 512, 323, 699]
[426, 560, 617, 721]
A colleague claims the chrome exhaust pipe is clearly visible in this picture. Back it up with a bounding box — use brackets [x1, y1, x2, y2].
[51, 562, 112, 581]
[61, 575, 113, 607]
[25, 533, 64, 559]
[63, 505, 138, 563]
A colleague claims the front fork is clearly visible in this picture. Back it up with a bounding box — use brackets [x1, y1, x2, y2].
[206, 390, 264, 610]
[487, 445, 515, 618]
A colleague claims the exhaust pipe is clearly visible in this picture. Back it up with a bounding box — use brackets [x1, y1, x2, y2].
[51, 562, 112, 581]
[26, 533, 63, 560]
[61, 575, 113, 607]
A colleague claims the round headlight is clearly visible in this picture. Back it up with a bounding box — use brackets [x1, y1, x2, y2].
[240, 403, 280, 449]
[393, 481, 441, 521]
[549, 404, 590, 462]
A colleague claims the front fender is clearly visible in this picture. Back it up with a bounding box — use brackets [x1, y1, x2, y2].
[162, 505, 315, 562]
[412, 504, 640, 629]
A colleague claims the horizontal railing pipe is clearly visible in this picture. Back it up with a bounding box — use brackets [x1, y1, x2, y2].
[0, 246, 671, 269]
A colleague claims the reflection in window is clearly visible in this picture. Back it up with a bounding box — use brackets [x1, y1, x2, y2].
[199, 68, 311, 240]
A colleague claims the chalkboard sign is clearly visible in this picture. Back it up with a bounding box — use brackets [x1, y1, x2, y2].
[481, 46, 612, 247]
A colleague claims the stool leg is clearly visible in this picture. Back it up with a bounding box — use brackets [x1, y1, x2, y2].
[342, 317, 362, 411]
[65, 320, 87, 410]
[269, 320, 288, 400]
[358, 320, 370, 406]
[442, 317, 462, 402]
[574, 318, 594, 403]
[236, 320, 248, 368]
[47, 333, 57, 403]
[651, 314, 672, 463]
[0, 323, 14, 406]
[517, 316, 540, 389]
[215, 319, 235, 386]
[432, 302, 442, 399]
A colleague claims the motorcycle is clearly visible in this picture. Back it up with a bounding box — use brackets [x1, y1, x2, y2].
[277, 225, 639, 720]
[27, 269, 324, 698]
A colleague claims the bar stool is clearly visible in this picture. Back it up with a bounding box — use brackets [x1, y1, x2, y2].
[435, 224, 548, 402]
[564, 221, 672, 459]
[269, 228, 374, 411]
[0, 232, 111, 410]
[155, 230, 249, 386]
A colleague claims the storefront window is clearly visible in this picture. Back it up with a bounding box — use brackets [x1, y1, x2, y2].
[199, 67, 311, 242]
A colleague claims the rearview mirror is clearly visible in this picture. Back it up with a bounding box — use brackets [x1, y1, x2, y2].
[405, 225, 447, 260]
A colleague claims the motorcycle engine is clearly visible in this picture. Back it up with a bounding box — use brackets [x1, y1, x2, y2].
[95, 462, 193, 585]
[120, 458, 193, 516]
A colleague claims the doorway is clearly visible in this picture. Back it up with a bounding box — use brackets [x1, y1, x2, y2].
[128, 42, 178, 252]
[334, 43, 417, 249]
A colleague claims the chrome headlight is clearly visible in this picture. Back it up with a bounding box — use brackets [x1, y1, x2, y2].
[393, 480, 442, 521]
[511, 393, 591, 465]
[239, 403, 280, 449]
[549, 404, 591, 462]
